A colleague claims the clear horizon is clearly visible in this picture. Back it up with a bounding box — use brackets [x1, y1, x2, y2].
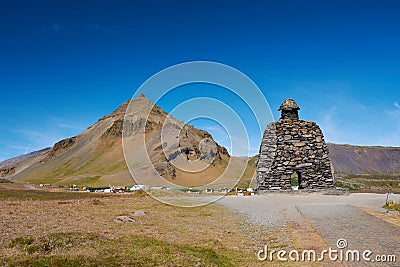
[1, 0, 400, 161]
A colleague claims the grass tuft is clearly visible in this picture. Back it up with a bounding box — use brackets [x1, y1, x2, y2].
[383, 201, 400, 212]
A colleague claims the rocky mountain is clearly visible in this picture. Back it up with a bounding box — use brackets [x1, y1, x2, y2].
[2, 95, 248, 187]
[327, 143, 400, 175]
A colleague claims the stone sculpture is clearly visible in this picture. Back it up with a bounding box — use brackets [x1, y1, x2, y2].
[256, 99, 334, 190]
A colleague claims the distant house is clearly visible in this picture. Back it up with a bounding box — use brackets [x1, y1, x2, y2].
[220, 188, 230, 193]
[187, 190, 201, 194]
[69, 184, 78, 191]
[115, 187, 125, 193]
[206, 188, 214, 193]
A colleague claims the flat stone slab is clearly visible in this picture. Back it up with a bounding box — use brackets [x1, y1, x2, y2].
[297, 204, 400, 266]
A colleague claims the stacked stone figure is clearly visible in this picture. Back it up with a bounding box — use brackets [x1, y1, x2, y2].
[256, 99, 334, 190]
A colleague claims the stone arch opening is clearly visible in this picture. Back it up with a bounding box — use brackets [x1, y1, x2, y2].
[290, 171, 302, 189]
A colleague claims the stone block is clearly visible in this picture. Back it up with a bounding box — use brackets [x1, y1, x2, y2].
[294, 141, 306, 147]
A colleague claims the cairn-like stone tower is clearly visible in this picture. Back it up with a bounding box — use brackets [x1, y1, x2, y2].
[256, 98, 334, 190]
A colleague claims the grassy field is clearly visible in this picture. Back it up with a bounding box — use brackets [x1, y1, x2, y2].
[335, 173, 400, 193]
[0, 183, 293, 267]
[2, 183, 367, 266]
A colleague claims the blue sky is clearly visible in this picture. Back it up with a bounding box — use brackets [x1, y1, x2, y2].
[1, 0, 400, 161]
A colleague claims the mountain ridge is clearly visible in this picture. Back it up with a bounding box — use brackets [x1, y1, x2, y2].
[2, 96, 245, 187]
[1, 97, 399, 185]
[327, 143, 400, 175]
[0, 148, 51, 168]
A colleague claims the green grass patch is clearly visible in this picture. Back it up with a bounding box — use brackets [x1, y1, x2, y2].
[3, 233, 235, 267]
[75, 142, 121, 174]
[336, 173, 400, 192]
[0, 185, 151, 201]
[0, 188, 105, 201]
[235, 181, 250, 190]
[343, 173, 399, 180]
[64, 176, 101, 187]
[383, 201, 400, 212]
[335, 181, 361, 191]
[95, 160, 127, 175]
[8, 237, 34, 248]
[290, 176, 299, 187]
[50, 159, 74, 177]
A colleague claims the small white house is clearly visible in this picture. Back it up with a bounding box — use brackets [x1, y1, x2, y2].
[220, 188, 230, 193]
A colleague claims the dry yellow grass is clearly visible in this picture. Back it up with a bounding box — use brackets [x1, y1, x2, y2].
[286, 219, 340, 266]
[0, 185, 330, 266]
[0, 186, 251, 266]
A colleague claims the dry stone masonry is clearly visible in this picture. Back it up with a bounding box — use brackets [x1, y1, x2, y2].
[256, 98, 334, 190]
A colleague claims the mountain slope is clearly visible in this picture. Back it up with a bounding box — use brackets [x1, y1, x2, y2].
[6, 101, 132, 186]
[5, 95, 246, 187]
[327, 143, 400, 174]
[0, 148, 50, 168]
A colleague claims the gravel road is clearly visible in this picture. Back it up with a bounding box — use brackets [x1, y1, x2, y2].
[216, 193, 400, 266]
[217, 193, 400, 227]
